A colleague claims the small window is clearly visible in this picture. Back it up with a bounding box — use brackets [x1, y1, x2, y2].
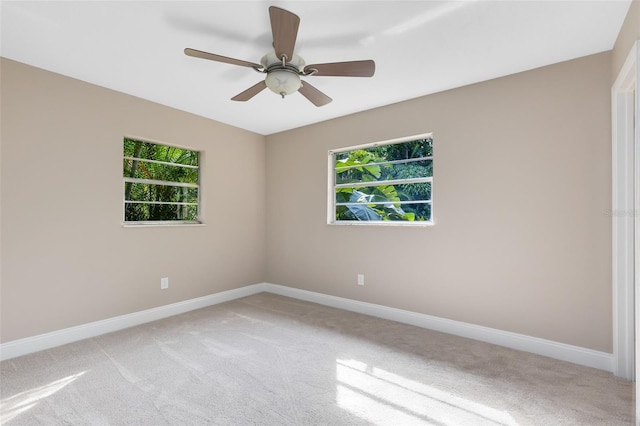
[328, 134, 433, 225]
[123, 137, 200, 224]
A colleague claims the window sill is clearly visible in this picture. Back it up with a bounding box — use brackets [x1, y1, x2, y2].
[328, 221, 434, 227]
[122, 222, 205, 228]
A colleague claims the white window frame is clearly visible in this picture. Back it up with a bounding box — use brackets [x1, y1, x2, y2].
[328, 133, 434, 227]
[123, 137, 201, 226]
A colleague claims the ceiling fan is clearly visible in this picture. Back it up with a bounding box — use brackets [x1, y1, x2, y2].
[184, 6, 375, 107]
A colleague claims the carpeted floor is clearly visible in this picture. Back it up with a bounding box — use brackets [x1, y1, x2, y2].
[0, 293, 634, 425]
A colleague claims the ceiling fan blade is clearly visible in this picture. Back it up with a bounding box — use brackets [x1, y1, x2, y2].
[184, 48, 262, 69]
[269, 6, 300, 62]
[298, 81, 332, 107]
[231, 81, 267, 101]
[304, 60, 375, 77]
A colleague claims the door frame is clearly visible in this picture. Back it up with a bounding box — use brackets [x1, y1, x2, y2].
[611, 41, 638, 388]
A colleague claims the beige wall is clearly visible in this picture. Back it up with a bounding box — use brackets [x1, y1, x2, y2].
[0, 48, 617, 352]
[266, 52, 612, 352]
[612, 0, 640, 81]
[0, 58, 267, 342]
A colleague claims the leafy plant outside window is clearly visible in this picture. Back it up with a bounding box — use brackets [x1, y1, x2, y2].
[123, 138, 200, 224]
[329, 135, 433, 225]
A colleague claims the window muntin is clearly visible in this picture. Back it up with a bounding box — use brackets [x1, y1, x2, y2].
[123, 138, 200, 224]
[329, 134, 433, 225]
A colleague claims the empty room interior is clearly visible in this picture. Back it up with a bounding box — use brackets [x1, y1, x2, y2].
[1, 1, 639, 424]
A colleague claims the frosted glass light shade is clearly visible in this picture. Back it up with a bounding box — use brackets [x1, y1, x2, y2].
[265, 71, 301, 96]
[261, 52, 306, 97]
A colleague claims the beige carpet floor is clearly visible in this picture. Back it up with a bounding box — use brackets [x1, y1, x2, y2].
[0, 293, 634, 425]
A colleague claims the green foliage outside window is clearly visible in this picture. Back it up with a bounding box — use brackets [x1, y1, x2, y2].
[334, 137, 433, 223]
[123, 138, 199, 222]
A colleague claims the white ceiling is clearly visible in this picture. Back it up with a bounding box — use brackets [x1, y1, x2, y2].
[0, 1, 631, 135]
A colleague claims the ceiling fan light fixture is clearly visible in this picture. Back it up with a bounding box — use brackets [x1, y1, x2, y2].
[261, 51, 305, 98]
[265, 69, 301, 97]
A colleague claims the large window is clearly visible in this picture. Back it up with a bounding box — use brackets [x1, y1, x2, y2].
[123, 138, 200, 224]
[328, 134, 433, 225]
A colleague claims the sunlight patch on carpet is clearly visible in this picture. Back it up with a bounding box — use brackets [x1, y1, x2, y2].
[0, 370, 87, 423]
[336, 359, 517, 425]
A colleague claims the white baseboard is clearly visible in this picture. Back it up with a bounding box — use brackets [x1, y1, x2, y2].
[0, 283, 267, 361]
[263, 283, 613, 372]
[1, 282, 613, 373]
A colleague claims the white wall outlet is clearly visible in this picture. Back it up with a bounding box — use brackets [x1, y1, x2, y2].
[161, 277, 169, 290]
[357, 274, 365, 286]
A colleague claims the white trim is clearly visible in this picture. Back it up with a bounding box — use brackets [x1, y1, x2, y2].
[633, 44, 640, 426]
[123, 177, 198, 189]
[1, 283, 613, 373]
[611, 40, 638, 381]
[336, 156, 434, 172]
[329, 132, 434, 154]
[334, 176, 432, 189]
[124, 156, 199, 169]
[636, 74, 640, 420]
[0, 284, 267, 361]
[336, 200, 433, 207]
[122, 222, 205, 228]
[263, 283, 613, 372]
[329, 219, 434, 227]
[125, 201, 198, 206]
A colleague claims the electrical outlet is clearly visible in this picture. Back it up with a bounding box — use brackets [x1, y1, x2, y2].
[161, 277, 169, 290]
[357, 274, 365, 286]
